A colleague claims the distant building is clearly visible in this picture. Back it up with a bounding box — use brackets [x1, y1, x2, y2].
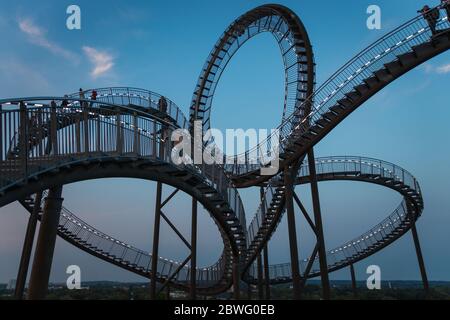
[7, 279, 16, 290]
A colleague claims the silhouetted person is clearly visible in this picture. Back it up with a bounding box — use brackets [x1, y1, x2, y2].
[62, 95, 69, 108]
[158, 96, 168, 113]
[441, 0, 450, 20]
[419, 5, 440, 35]
[90, 90, 97, 107]
[79, 88, 85, 99]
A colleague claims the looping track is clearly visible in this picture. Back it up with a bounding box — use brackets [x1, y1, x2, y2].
[1, 4, 449, 296]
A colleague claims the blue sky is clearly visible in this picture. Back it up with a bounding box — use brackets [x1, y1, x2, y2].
[1, 0, 450, 285]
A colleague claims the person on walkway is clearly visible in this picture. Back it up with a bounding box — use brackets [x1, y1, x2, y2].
[90, 90, 98, 107]
[418, 5, 440, 35]
[158, 96, 168, 113]
[441, 0, 450, 20]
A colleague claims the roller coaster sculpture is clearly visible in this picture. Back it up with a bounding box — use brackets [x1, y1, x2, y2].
[1, 3, 449, 299]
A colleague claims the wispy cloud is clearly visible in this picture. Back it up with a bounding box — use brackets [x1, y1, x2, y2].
[424, 62, 450, 74]
[82, 46, 115, 78]
[18, 18, 77, 62]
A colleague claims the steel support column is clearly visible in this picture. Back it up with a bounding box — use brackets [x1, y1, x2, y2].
[190, 198, 197, 300]
[307, 148, 330, 300]
[15, 192, 43, 299]
[411, 219, 429, 293]
[350, 264, 357, 298]
[263, 244, 271, 300]
[150, 181, 163, 299]
[257, 254, 264, 300]
[284, 166, 302, 300]
[28, 187, 63, 300]
[260, 187, 271, 299]
[232, 257, 240, 300]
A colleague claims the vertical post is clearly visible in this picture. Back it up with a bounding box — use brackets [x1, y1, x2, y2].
[350, 264, 357, 299]
[0, 104, 3, 162]
[83, 107, 89, 154]
[28, 187, 63, 300]
[15, 192, 43, 299]
[150, 182, 163, 299]
[116, 108, 122, 154]
[232, 256, 240, 300]
[307, 148, 330, 300]
[257, 254, 264, 300]
[410, 215, 429, 293]
[263, 245, 271, 300]
[284, 166, 302, 300]
[260, 187, 270, 300]
[19, 102, 28, 180]
[190, 198, 197, 300]
[50, 101, 58, 156]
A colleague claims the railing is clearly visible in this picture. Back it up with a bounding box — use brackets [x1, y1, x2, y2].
[54, 195, 229, 285]
[0, 97, 246, 286]
[245, 156, 421, 258]
[246, 156, 423, 281]
[226, 5, 450, 177]
[67, 87, 189, 130]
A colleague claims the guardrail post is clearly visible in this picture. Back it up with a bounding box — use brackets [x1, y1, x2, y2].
[50, 101, 58, 156]
[19, 102, 28, 180]
[284, 165, 302, 300]
[307, 148, 330, 300]
[133, 112, 138, 154]
[28, 187, 63, 299]
[115, 107, 122, 154]
[83, 106, 89, 154]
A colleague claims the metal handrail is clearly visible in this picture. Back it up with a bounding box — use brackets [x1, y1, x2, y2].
[226, 5, 450, 176]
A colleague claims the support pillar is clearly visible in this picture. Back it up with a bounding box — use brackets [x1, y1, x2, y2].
[307, 148, 330, 300]
[28, 187, 63, 300]
[263, 244, 270, 300]
[150, 182, 163, 299]
[350, 264, 357, 298]
[15, 192, 43, 299]
[257, 254, 264, 300]
[284, 166, 302, 300]
[232, 257, 240, 300]
[190, 199, 197, 300]
[411, 219, 429, 293]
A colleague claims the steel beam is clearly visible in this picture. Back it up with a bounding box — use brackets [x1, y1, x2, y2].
[411, 218, 429, 293]
[190, 198, 198, 300]
[257, 254, 264, 300]
[284, 166, 302, 300]
[150, 181, 163, 299]
[260, 187, 271, 299]
[307, 148, 330, 300]
[263, 244, 271, 300]
[350, 264, 357, 298]
[233, 257, 240, 299]
[15, 192, 43, 299]
[28, 187, 63, 300]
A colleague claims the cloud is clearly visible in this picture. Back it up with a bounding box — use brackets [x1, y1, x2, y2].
[18, 18, 77, 62]
[82, 46, 115, 78]
[424, 62, 450, 74]
[436, 63, 450, 74]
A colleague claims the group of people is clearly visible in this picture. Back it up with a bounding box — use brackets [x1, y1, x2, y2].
[419, 1, 450, 35]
